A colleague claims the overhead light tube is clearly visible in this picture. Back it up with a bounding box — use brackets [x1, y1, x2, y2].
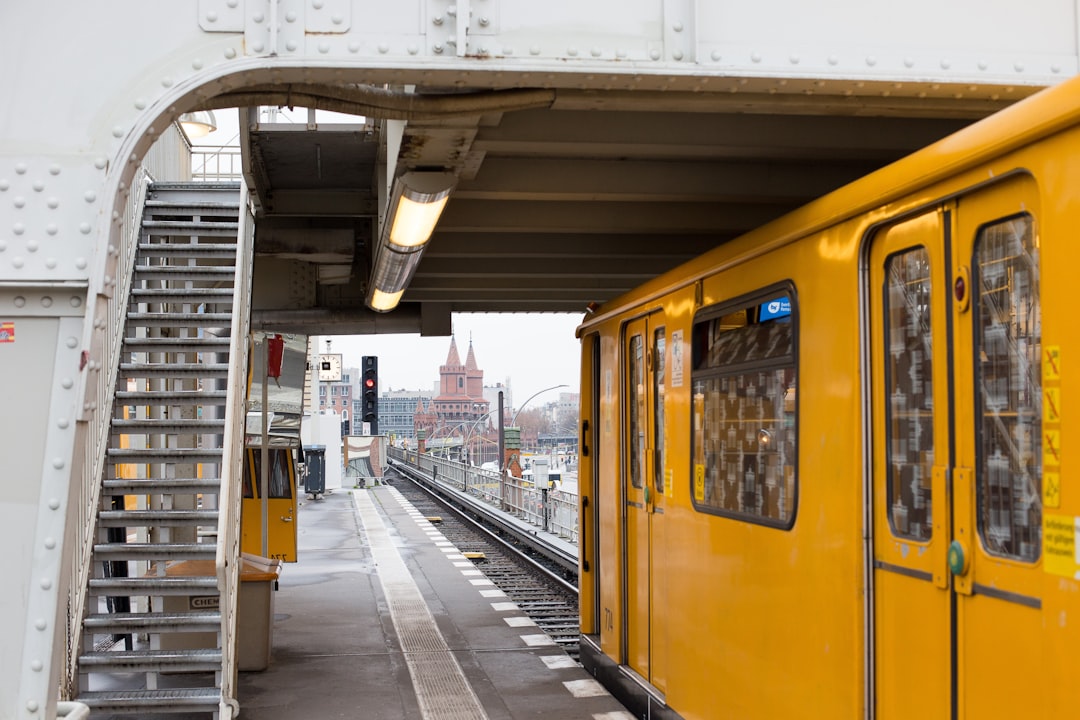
[365, 171, 457, 312]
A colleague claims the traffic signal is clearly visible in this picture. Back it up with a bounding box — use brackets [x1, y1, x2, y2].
[361, 355, 378, 435]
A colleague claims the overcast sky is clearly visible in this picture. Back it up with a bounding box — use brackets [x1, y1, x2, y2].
[320, 313, 584, 407]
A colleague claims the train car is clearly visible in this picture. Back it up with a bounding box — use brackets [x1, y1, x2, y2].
[576, 73, 1080, 720]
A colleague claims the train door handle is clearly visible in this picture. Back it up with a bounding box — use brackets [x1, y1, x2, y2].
[280, 516, 293, 522]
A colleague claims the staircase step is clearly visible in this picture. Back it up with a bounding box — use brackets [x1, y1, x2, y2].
[133, 266, 236, 282]
[98, 509, 219, 527]
[116, 390, 228, 405]
[130, 288, 235, 304]
[89, 576, 218, 596]
[103, 478, 221, 494]
[149, 179, 241, 191]
[107, 448, 223, 463]
[118, 363, 229, 379]
[126, 312, 232, 328]
[76, 687, 221, 713]
[94, 543, 218, 561]
[141, 220, 239, 238]
[84, 611, 221, 634]
[137, 241, 238, 256]
[79, 647, 222, 673]
[123, 335, 231, 351]
[112, 419, 225, 433]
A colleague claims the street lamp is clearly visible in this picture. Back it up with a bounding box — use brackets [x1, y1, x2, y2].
[509, 384, 569, 427]
[425, 419, 473, 459]
[463, 409, 502, 465]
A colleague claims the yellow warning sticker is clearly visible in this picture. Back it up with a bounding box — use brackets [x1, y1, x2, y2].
[694, 465, 705, 502]
[1044, 387, 1061, 424]
[1044, 346, 1061, 382]
[1044, 471, 1062, 509]
[665, 468, 674, 498]
[1044, 514, 1079, 578]
[1044, 429, 1061, 468]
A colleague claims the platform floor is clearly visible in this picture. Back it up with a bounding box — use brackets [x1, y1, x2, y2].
[236, 482, 632, 720]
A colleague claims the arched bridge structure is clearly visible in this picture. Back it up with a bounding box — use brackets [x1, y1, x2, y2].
[2, 1, 1079, 717]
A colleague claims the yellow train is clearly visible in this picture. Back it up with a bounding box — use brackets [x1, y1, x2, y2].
[576, 73, 1080, 719]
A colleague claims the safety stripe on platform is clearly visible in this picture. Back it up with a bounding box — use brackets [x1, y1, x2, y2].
[353, 490, 489, 720]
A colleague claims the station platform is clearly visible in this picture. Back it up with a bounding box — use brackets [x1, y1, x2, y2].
[235, 483, 632, 720]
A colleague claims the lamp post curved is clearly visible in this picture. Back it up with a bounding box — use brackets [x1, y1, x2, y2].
[509, 384, 569, 428]
[424, 419, 472, 459]
[502, 384, 569, 473]
[463, 409, 502, 466]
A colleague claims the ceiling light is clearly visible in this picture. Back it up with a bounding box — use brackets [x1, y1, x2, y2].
[365, 171, 457, 313]
[178, 110, 218, 139]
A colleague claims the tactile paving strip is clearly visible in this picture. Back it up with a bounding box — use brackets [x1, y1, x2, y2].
[354, 490, 489, 720]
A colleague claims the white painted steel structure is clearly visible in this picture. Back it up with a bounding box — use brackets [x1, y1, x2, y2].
[2, 1, 1080, 717]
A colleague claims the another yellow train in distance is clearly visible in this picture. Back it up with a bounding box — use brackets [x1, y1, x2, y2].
[576, 71, 1080, 720]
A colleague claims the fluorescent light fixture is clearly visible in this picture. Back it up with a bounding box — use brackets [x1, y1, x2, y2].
[365, 171, 457, 313]
[178, 110, 218, 139]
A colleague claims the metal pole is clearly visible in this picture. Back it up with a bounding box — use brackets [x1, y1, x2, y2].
[497, 391, 505, 509]
[260, 337, 269, 558]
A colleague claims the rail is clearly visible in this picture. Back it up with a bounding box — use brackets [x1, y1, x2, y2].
[65, 167, 153, 696]
[191, 147, 243, 182]
[387, 446, 579, 544]
[216, 180, 255, 719]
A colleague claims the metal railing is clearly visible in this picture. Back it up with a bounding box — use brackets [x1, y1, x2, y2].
[388, 447, 579, 543]
[192, 147, 243, 182]
[216, 181, 254, 719]
[65, 167, 153, 695]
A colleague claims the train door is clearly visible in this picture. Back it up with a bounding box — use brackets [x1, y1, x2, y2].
[622, 314, 662, 685]
[870, 177, 1044, 718]
[241, 448, 298, 562]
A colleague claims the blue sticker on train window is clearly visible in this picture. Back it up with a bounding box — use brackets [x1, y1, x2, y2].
[759, 297, 791, 321]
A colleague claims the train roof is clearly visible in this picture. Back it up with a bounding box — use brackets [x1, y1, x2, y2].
[577, 70, 1080, 335]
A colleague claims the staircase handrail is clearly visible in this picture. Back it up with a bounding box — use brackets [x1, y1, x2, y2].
[64, 167, 153, 695]
[216, 181, 254, 719]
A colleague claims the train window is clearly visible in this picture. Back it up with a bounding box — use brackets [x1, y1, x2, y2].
[251, 449, 293, 499]
[629, 334, 646, 490]
[654, 328, 666, 495]
[884, 247, 934, 541]
[691, 286, 797, 527]
[973, 214, 1040, 562]
[242, 452, 254, 499]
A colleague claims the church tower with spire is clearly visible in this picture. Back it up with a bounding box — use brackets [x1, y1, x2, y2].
[432, 335, 491, 424]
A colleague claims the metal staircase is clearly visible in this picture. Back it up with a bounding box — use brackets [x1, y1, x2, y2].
[76, 182, 247, 717]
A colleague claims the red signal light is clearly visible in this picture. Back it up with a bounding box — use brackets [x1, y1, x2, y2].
[364, 378, 375, 389]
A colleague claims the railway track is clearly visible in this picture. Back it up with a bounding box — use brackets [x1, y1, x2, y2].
[387, 467, 582, 660]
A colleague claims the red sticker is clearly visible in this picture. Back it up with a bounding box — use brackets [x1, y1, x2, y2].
[0, 322, 13, 343]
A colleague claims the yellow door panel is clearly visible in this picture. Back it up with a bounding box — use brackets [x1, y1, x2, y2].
[624, 317, 650, 677]
[952, 176, 1043, 718]
[873, 175, 1046, 718]
[241, 448, 298, 562]
[869, 209, 951, 720]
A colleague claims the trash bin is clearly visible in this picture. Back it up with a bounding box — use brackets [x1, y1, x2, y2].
[304, 445, 326, 498]
[236, 553, 282, 671]
[158, 554, 282, 672]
